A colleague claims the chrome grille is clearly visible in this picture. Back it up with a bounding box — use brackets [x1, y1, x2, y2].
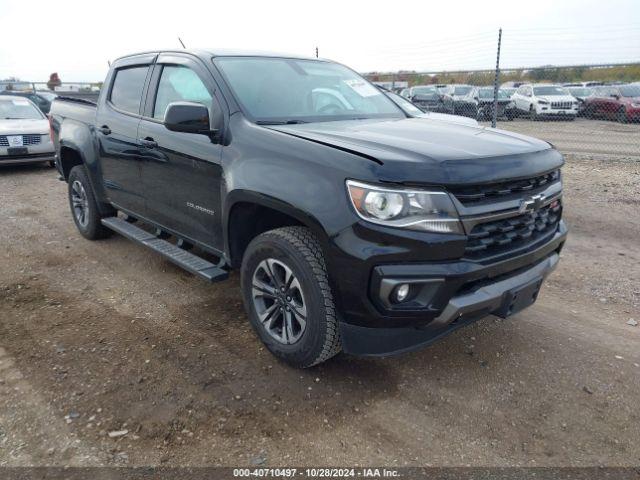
[23, 134, 42, 145]
[0, 134, 43, 146]
[465, 200, 562, 259]
[449, 170, 560, 206]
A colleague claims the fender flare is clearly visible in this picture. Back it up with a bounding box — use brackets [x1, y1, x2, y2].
[223, 189, 330, 262]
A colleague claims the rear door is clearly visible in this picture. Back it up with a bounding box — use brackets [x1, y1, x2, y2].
[137, 53, 225, 250]
[96, 54, 155, 215]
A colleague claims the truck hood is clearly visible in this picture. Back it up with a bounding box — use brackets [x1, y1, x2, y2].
[0, 118, 49, 135]
[269, 118, 562, 185]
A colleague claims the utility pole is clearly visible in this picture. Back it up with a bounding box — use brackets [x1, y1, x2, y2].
[315, 47, 319, 58]
[492, 28, 502, 128]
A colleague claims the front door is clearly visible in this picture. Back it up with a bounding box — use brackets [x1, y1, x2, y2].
[96, 64, 151, 215]
[138, 57, 224, 250]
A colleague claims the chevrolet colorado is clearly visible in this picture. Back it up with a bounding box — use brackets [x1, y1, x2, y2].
[50, 50, 567, 368]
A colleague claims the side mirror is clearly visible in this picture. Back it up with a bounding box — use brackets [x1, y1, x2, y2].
[164, 101, 218, 137]
[611, 94, 620, 100]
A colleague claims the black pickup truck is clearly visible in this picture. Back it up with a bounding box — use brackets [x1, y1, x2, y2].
[50, 50, 567, 368]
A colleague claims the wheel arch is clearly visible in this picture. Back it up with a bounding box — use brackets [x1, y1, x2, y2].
[224, 190, 330, 269]
[58, 142, 112, 215]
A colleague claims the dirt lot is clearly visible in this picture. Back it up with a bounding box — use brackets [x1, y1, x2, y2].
[0, 119, 639, 468]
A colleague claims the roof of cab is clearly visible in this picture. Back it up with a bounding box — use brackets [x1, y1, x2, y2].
[114, 48, 322, 63]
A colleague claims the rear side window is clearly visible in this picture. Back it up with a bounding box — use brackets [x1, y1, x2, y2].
[110, 66, 149, 114]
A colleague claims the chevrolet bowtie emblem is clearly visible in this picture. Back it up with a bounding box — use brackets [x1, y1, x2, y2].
[519, 193, 546, 214]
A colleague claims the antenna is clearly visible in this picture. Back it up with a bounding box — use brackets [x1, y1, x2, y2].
[107, 60, 111, 67]
[178, 37, 186, 49]
[315, 47, 319, 58]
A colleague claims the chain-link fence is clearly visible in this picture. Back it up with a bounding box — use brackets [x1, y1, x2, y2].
[364, 27, 640, 160]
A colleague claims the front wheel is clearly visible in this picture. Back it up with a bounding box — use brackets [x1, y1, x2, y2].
[529, 105, 537, 121]
[67, 165, 113, 240]
[241, 226, 341, 368]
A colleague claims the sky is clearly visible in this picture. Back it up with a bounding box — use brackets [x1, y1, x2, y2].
[0, 0, 638, 82]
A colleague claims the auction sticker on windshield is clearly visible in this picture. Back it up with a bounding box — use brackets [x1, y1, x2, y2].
[344, 79, 379, 97]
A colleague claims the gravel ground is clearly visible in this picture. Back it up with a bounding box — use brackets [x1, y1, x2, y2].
[0, 119, 639, 467]
[484, 117, 640, 159]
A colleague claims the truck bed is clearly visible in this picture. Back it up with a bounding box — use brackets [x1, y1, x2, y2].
[50, 96, 97, 125]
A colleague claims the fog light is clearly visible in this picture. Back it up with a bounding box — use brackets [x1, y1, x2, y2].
[395, 284, 410, 302]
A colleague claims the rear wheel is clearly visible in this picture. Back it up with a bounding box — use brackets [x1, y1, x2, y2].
[241, 226, 341, 368]
[67, 165, 113, 240]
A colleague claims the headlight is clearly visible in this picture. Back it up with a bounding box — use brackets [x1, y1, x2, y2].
[537, 100, 549, 105]
[346, 180, 463, 234]
[632, 103, 640, 108]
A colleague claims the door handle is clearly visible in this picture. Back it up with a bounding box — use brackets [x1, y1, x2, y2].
[139, 137, 158, 148]
[98, 125, 111, 135]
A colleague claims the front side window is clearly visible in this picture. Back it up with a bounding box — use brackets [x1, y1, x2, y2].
[153, 65, 213, 120]
[110, 66, 149, 114]
[214, 57, 402, 124]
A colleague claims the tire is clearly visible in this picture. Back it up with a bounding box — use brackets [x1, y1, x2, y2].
[67, 165, 113, 240]
[48, 160, 56, 168]
[617, 107, 627, 124]
[529, 105, 537, 121]
[241, 226, 341, 368]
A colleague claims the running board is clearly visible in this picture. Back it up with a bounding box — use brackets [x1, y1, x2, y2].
[101, 217, 229, 283]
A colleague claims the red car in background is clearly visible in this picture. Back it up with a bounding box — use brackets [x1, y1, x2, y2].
[583, 84, 640, 123]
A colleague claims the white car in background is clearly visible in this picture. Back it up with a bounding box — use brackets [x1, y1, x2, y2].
[0, 96, 55, 167]
[511, 84, 579, 120]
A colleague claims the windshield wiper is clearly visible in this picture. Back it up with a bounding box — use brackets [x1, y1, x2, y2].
[256, 120, 308, 125]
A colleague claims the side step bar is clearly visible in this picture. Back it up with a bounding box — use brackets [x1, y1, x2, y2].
[101, 217, 229, 283]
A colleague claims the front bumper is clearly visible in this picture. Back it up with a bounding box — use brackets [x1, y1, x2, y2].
[340, 250, 562, 357]
[535, 106, 578, 116]
[0, 141, 55, 166]
[330, 218, 567, 356]
[0, 152, 55, 165]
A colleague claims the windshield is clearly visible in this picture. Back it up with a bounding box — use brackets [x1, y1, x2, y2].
[383, 91, 423, 115]
[478, 88, 510, 99]
[453, 86, 472, 95]
[214, 57, 402, 123]
[533, 86, 569, 96]
[0, 98, 43, 119]
[620, 85, 640, 97]
[568, 87, 592, 97]
[412, 86, 438, 95]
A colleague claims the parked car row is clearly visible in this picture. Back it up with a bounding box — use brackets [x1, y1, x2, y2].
[399, 81, 640, 123]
